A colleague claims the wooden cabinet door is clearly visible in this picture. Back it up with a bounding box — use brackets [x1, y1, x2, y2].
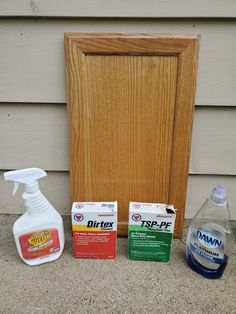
[65, 33, 199, 238]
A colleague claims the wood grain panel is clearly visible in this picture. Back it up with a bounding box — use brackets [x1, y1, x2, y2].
[0, 19, 235, 105]
[1, 0, 235, 17]
[80, 55, 177, 223]
[65, 33, 199, 237]
[168, 37, 199, 237]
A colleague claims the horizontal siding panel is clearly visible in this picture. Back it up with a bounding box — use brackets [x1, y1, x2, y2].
[0, 1, 236, 17]
[190, 107, 236, 175]
[0, 104, 236, 174]
[0, 104, 69, 171]
[0, 19, 236, 105]
[1, 172, 236, 219]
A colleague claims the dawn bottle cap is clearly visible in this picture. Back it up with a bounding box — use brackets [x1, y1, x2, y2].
[211, 184, 226, 204]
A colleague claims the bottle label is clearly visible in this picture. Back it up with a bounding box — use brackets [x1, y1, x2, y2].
[188, 228, 224, 270]
[19, 229, 60, 260]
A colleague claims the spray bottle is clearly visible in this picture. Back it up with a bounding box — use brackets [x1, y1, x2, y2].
[4, 168, 65, 266]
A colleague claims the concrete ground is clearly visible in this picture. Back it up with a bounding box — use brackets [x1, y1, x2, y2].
[0, 215, 235, 314]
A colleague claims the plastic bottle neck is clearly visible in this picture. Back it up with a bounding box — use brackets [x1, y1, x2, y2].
[25, 182, 39, 194]
[210, 195, 227, 206]
[23, 190, 51, 214]
[210, 184, 227, 204]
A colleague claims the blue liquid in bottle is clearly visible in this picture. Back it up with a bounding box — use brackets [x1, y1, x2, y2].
[186, 248, 228, 279]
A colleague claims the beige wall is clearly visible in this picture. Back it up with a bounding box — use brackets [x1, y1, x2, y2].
[0, 6, 235, 218]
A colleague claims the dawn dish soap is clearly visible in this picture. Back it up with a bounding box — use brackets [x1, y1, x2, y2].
[186, 184, 231, 279]
[4, 168, 65, 266]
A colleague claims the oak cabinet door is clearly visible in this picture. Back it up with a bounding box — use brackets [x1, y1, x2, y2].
[65, 33, 199, 237]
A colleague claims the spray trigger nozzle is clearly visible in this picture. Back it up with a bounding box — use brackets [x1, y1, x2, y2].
[13, 182, 19, 195]
[4, 168, 47, 195]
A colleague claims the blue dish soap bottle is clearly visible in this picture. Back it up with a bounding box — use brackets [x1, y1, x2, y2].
[186, 184, 231, 279]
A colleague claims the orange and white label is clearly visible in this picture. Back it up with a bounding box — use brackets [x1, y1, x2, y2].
[19, 229, 60, 259]
[73, 230, 116, 259]
[72, 202, 117, 259]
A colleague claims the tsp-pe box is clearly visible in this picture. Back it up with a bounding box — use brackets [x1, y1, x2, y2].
[128, 202, 176, 262]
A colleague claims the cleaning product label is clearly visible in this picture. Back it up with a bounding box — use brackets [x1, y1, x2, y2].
[128, 202, 176, 261]
[188, 226, 224, 270]
[19, 229, 60, 259]
[72, 202, 117, 259]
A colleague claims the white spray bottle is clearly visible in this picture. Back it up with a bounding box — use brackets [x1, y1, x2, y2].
[4, 168, 65, 266]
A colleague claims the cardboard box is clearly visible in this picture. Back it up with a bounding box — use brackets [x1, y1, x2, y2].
[72, 202, 117, 259]
[128, 202, 176, 261]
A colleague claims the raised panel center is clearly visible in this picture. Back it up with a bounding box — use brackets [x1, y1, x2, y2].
[79, 55, 178, 221]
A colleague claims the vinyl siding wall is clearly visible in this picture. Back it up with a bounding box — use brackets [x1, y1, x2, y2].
[0, 2, 235, 218]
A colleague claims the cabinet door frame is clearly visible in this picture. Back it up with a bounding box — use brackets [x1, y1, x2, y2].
[65, 33, 199, 238]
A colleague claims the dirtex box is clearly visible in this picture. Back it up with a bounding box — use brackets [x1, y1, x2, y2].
[128, 202, 176, 261]
[72, 202, 117, 259]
